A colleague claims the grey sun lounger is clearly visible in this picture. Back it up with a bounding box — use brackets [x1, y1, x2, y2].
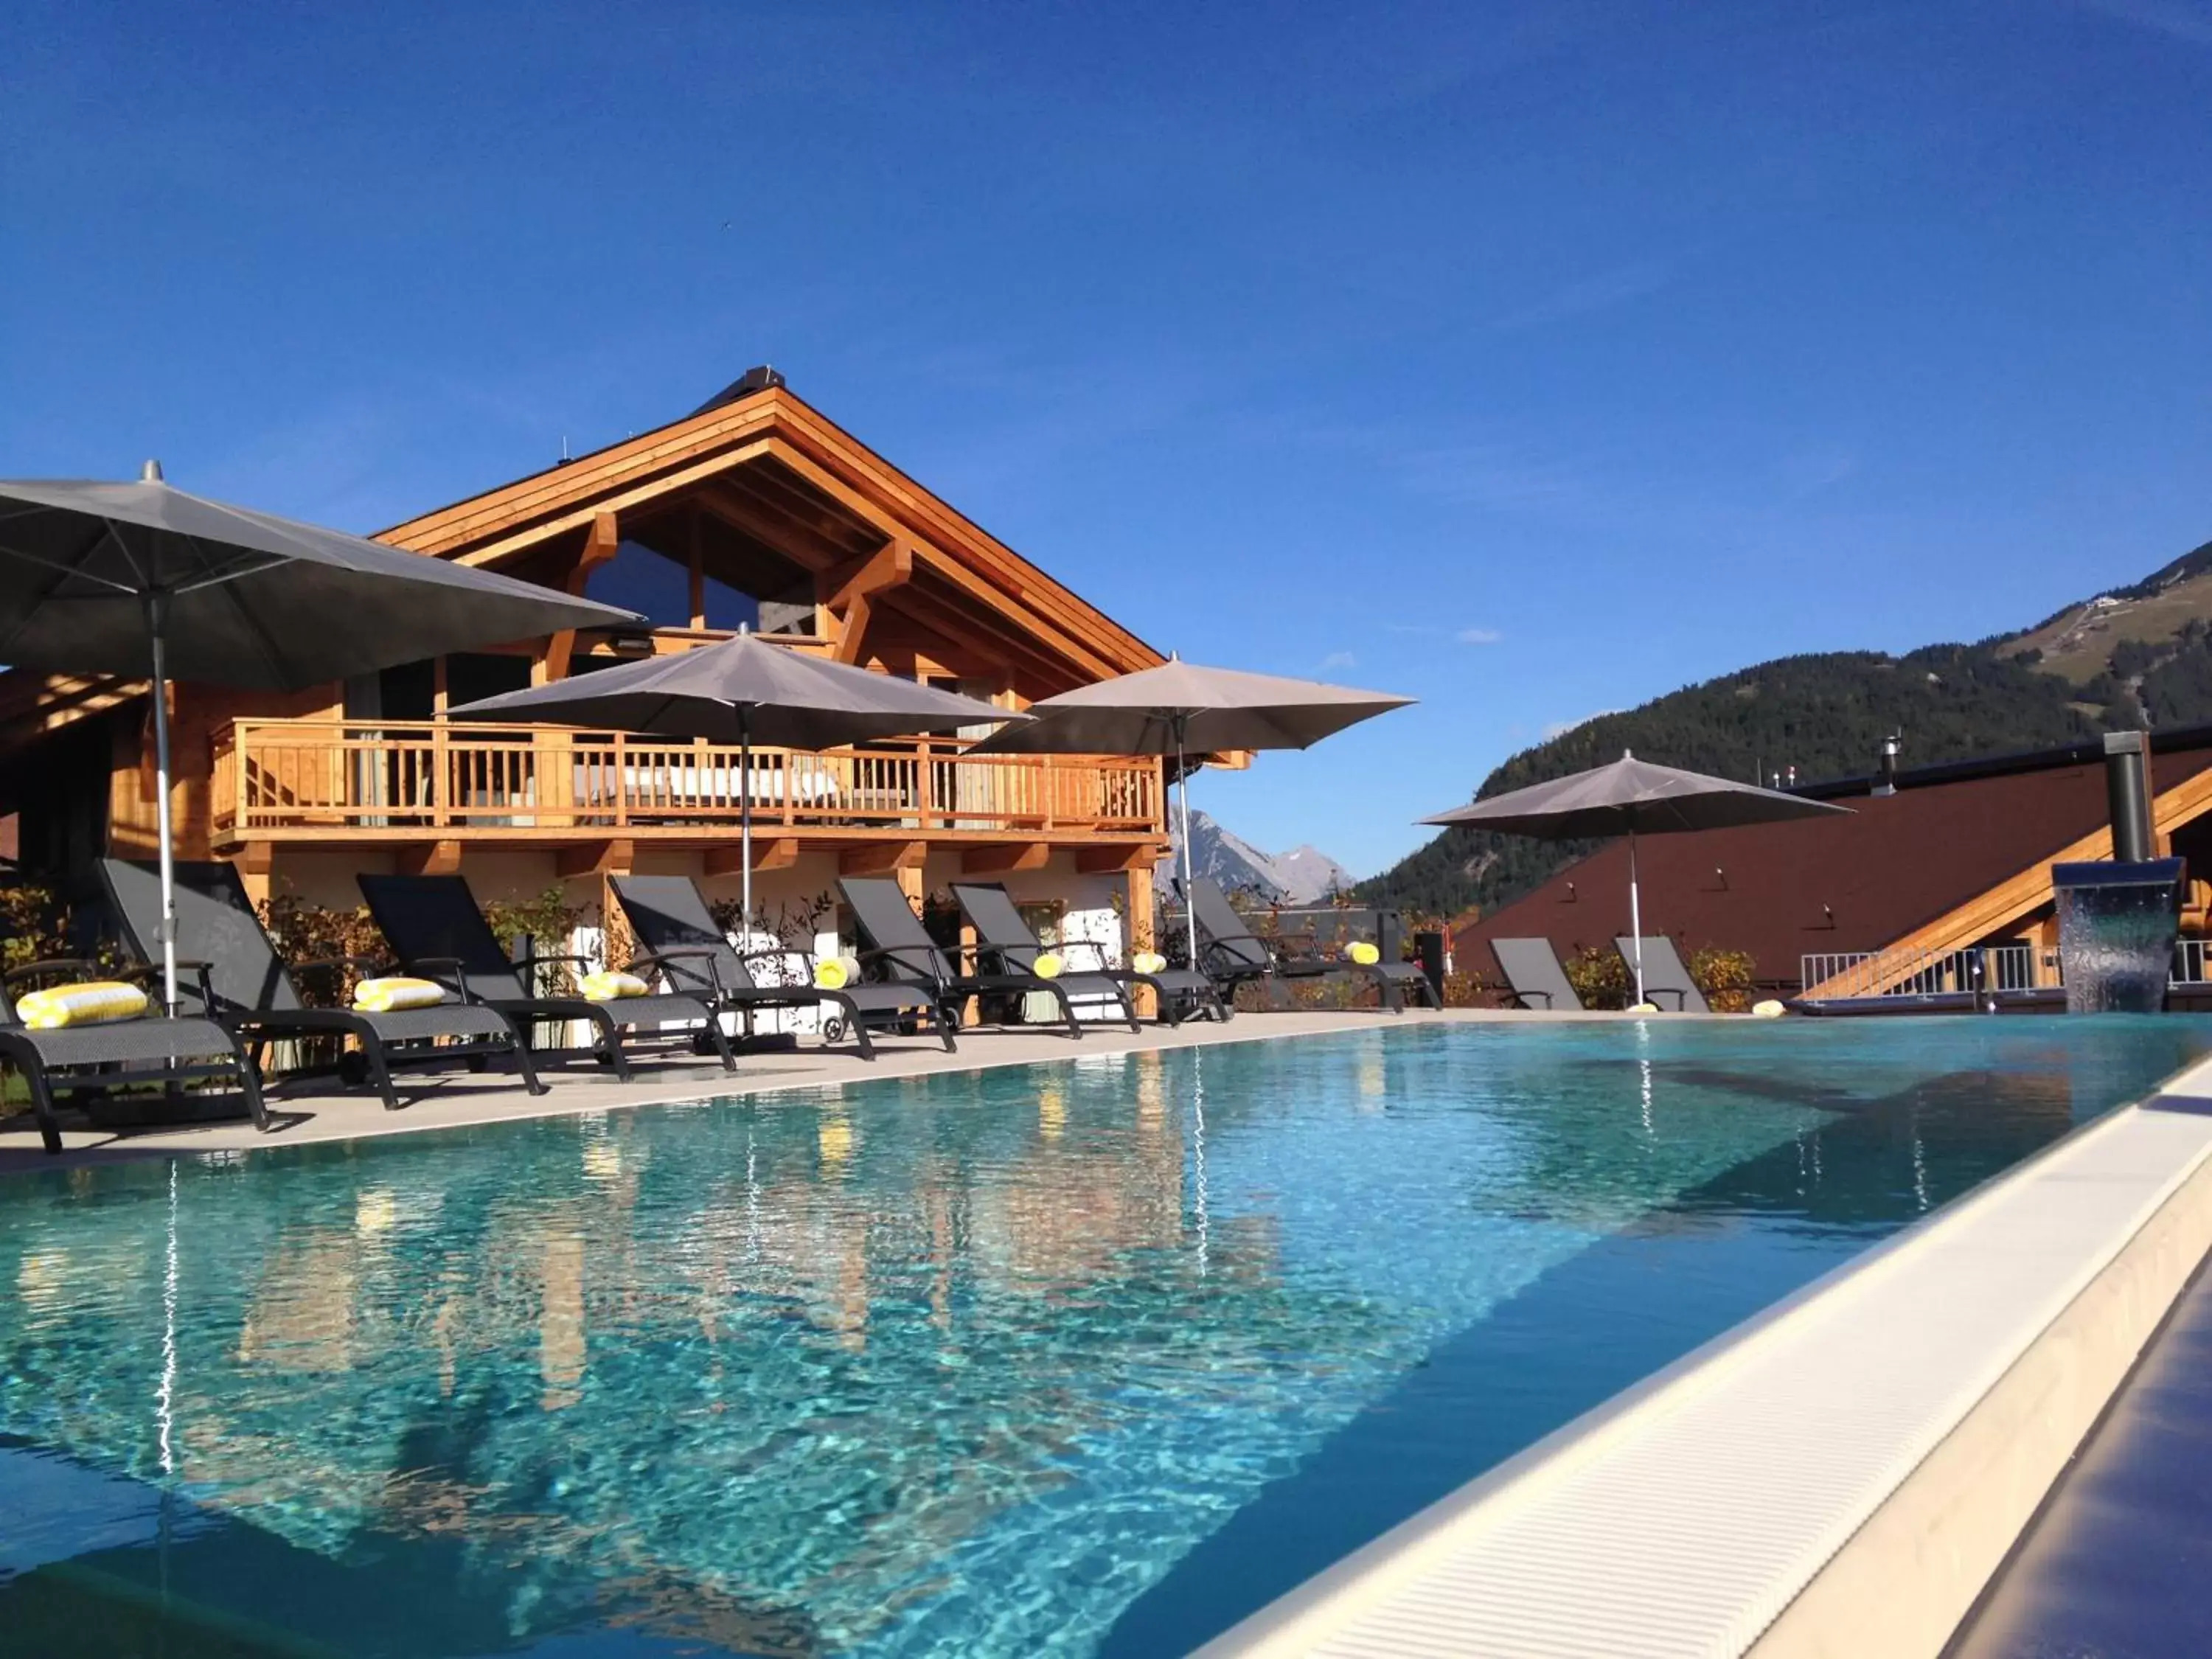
[838, 877, 1087, 1038]
[1183, 877, 1437, 1012]
[950, 881, 1215, 1029]
[1616, 935, 1711, 1013]
[611, 874, 954, 1058]
[101, 858, 544, 1111]
[358, 874, 734, 1079]
[0, 961, 270, 1155]
[1489, 938, 1584, 1011]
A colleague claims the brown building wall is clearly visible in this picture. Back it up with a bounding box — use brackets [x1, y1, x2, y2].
[1453, 745, 2212, 993]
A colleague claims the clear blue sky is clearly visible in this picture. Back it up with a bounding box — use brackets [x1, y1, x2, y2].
[7, 1, 2211, 877]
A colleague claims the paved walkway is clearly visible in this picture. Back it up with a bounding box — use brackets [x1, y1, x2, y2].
[0, 1006, 1574, 1175]
[1949, 1244, 2212, 1658]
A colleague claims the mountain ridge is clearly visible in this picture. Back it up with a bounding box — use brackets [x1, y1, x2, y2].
[1161, 810, 1353, 905]
[1355, 536, 2212, 923]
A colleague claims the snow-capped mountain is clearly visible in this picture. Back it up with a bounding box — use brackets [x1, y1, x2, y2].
[1157, 810, 1354, 905]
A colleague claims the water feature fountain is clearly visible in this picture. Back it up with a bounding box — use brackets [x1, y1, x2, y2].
[2052, 734, 2184, 1015]
[2053, 858, 2184, 1014]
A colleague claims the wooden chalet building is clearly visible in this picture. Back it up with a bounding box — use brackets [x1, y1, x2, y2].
[0, 369, 1172, 973]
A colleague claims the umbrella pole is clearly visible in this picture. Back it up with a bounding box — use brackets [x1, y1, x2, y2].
[739, 716, 753, 944]
[145, 593, 180, 1016]
[1627, 827, 1645, 1008]
[1176, 717, 1198, 972]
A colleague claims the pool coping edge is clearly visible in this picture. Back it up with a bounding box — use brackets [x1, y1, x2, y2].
[1193, 1047, 2212, 1659]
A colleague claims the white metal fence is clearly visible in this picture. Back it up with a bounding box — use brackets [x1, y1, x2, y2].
[1804, 939, 2212, 998]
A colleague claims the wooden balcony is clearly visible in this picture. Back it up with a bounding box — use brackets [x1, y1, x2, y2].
[208, 718, 1164, 858]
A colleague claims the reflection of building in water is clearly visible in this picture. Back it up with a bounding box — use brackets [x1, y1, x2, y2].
[1357, 1049, 1386, 1110]
[540, 1233, 586, 1411]
[237, 1228, 361, 1374]
[1, 1068, 1320, 1642]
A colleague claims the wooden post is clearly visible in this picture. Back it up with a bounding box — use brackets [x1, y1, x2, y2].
[237, 841, 275, 908]
[612, 731, 628, 828]
[959, 911, 980, 1028]
[895, 859, 925, 914]
[431, 721, 450, 827]
[688, 510, 707, 631]
[1127, 863, 1158, 1020]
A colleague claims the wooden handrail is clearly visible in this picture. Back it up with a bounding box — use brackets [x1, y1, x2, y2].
[209, 717, 1164, 840]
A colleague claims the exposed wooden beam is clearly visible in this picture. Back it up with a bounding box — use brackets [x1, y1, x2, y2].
[382, 400, 783, 557]
[374, 385, 1162, 681]
[717, 465, 874, 552]
[706, 836, 799, 875]
[835, 594, 874, 667]
[838, 839, 928, 876]
[766, 414, 1162, 673]
[961, 841, 1051, 874]
[825, 539, 913, 614]
[395, 839, 463, 877]
[1077, 844, 1161, 874]
[895, 535, 1117, 681]
[545, 512, 622, 681]
[557, 838, 634, 878]
[447, 442, 776, 569]
[886, 581, 1074, 689]
[828, 540, 913, 666]
[687, 512, 706, 630]
[697, 478, 858, 571]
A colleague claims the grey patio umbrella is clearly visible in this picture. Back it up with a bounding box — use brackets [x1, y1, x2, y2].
[447, 627, 1027, 933]
[969, 658, 1415, 969]
[0, 463, 643, 1011]
[1420, 750, 1851, 1005]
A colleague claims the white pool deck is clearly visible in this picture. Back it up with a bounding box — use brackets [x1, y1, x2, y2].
[8, 1008, 2208, 1657]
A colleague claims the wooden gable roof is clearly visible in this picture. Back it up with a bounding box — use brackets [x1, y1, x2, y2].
[374, 380, 1162, 692]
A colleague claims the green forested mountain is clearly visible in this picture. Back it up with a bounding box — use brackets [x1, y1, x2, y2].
[1358, 539, 2212, 923]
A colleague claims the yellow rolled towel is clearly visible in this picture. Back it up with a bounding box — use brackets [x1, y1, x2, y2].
[1752, 998, 1787, 1018]
[1627, 1000, 1663, 1015]
[1032, 952, 1063, 980]
[1130, 950, 1167, 976]
[1347, 941, 1381, 966]
[815, 954, 863, 992]
[16, 981, 148, 1030]
[352, 976, 448, 1014]
[580, 970, 651, 1002]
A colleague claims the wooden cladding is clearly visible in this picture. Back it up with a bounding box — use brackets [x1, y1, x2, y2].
[209, 718, 1162, 844]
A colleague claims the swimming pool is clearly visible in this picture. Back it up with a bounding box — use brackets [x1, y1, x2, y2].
[4, 1017, 2208, 1658]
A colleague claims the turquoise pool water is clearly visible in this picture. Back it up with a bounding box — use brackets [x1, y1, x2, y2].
[3, 1017, 2209, 1658]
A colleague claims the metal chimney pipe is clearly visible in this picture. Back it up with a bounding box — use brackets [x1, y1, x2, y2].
[1874, 734, 1900, 797]
[2104, 730, 2154, 863]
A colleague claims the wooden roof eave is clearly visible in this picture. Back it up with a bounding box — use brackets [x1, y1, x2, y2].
[372, 386, 1163, 684]
[763, 401, 1162, 675]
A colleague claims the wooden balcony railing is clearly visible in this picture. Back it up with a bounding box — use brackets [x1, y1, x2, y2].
[210, 719, 1162, 841]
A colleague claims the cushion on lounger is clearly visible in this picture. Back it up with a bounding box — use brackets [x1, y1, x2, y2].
[1131, 950, 1167, 976]
[814, 954, 863, 991]
[353, 976, 448, 1014]
[15, 981, 150, 1029]
[1032, 952, 1063, 980]
[580, 970, 651, 1002]
[1347, 942, 1381, 966]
